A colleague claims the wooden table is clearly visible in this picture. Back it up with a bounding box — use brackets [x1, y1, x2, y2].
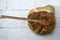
[0, 0, 60, 40]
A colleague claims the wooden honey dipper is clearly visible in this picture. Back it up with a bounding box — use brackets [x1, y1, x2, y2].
[0, 15, 40, 23]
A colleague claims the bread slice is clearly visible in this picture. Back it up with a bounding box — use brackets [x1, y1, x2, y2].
[28, 5, 56, 35]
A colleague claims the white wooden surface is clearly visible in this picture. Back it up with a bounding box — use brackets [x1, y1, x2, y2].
[0, 0, 60, 40]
